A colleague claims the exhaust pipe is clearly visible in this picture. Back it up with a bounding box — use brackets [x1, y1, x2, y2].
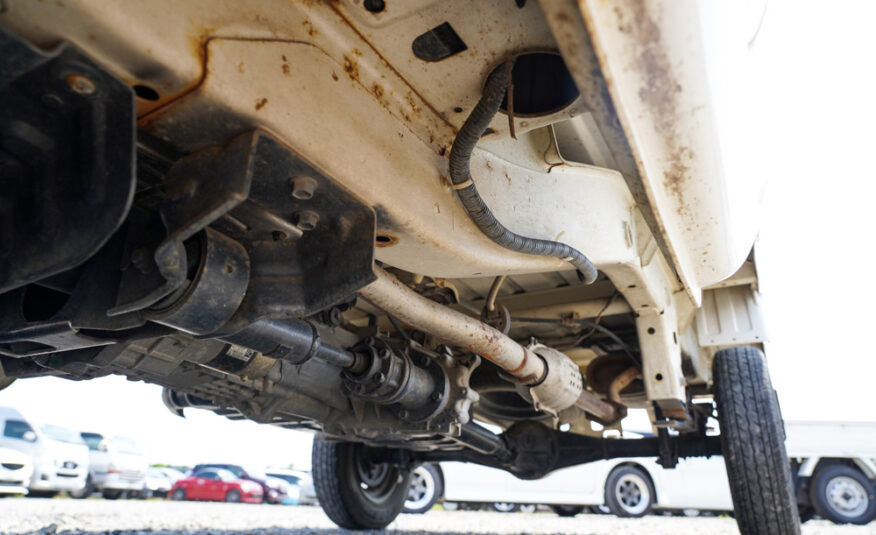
[358, 266, 620, 418]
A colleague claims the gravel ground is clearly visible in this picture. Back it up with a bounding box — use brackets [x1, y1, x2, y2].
[0, 499, 872, 535]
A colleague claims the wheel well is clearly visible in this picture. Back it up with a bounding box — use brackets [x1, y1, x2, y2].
[813, 458, 874, 480]
[607, 462, 658, 504]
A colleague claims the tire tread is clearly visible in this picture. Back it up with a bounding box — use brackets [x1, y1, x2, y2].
[713, 346, 800, 535]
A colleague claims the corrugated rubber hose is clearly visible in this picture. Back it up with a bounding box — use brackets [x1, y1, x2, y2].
[449, 63, 599, 284]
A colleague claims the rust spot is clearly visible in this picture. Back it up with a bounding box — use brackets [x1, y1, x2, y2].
[342, 56, 359, 81]
[254, 97, 268, 111]
[504, 171, 511, 185]
[375, 234, 398, 248]
[282, 55, 288, 62]
[186, 24, 217, 74]
[508, 348, 529, 375]
[438, 146, 447, 156]
[372, 83, 384, 99]
[615, 3, 694, 216]
[302, 20, 318, 37]
[405, 92, 422, 115]
[282, 63, 291, 76]
[237, 62, 245, 73]
[331, 72, 339, 82]
[485, 161, 493, 171]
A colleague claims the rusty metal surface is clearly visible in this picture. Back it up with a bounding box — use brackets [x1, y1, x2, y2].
[576, 0, 763, 302]
[359, 266, 546, 387]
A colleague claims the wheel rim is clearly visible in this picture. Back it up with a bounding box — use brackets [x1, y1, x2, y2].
[352, 448, 401, 505]
[405, 466, 436, 510]
[614, 473, 650, 515]
[493, 502, 516, 512]
[826, 475, 869, 518]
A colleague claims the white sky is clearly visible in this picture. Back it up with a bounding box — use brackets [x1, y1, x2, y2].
[1, 0, 874, 469]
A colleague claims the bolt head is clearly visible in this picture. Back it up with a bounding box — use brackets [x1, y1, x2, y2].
[65, 74, 96, 95]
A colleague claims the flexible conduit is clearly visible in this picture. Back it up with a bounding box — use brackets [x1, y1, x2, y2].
[448, 63, 599, 284]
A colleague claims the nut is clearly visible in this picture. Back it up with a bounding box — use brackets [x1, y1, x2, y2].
[291, 176, 318, 200]
[295, 210, 319, 231]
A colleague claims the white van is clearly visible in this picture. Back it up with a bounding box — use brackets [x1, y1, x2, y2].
[0, 407, 89, 496]
[71, 432, 147, 499]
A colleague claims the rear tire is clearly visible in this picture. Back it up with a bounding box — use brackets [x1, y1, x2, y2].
[809, 464, 876, 524]
[713, 346, 801, 534]
[170, 488, 186, 501]
[604, 465, 654, 517]
[550, 505, 584, 517]
[312, 437, 411, 529]
[403, 464, 442, 514]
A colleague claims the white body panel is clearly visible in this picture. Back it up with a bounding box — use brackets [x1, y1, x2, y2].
[0, 447, 32, 495]
[785, 422, 876, 460]
[579, 0, 767, 300]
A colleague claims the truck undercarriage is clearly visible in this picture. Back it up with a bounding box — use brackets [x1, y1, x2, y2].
[0, 1, 798, 533]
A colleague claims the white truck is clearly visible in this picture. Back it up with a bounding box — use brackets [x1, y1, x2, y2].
[407, 421, 876, 525]
[0, 2, 798, 533]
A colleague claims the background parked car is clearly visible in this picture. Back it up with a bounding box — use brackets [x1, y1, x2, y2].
[71, 433, 147, 499]
[265, 469, 318, 505]
[0, 407, 88, 497]
[0, 446, 32, 496]
[192, 463, 285, 504]
[141, 467, 172, 498]
[139, 467, 186, 499]
[169, 468, 262, 503]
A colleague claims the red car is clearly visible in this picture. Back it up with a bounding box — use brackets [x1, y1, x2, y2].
[169, 468, 263, 503]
